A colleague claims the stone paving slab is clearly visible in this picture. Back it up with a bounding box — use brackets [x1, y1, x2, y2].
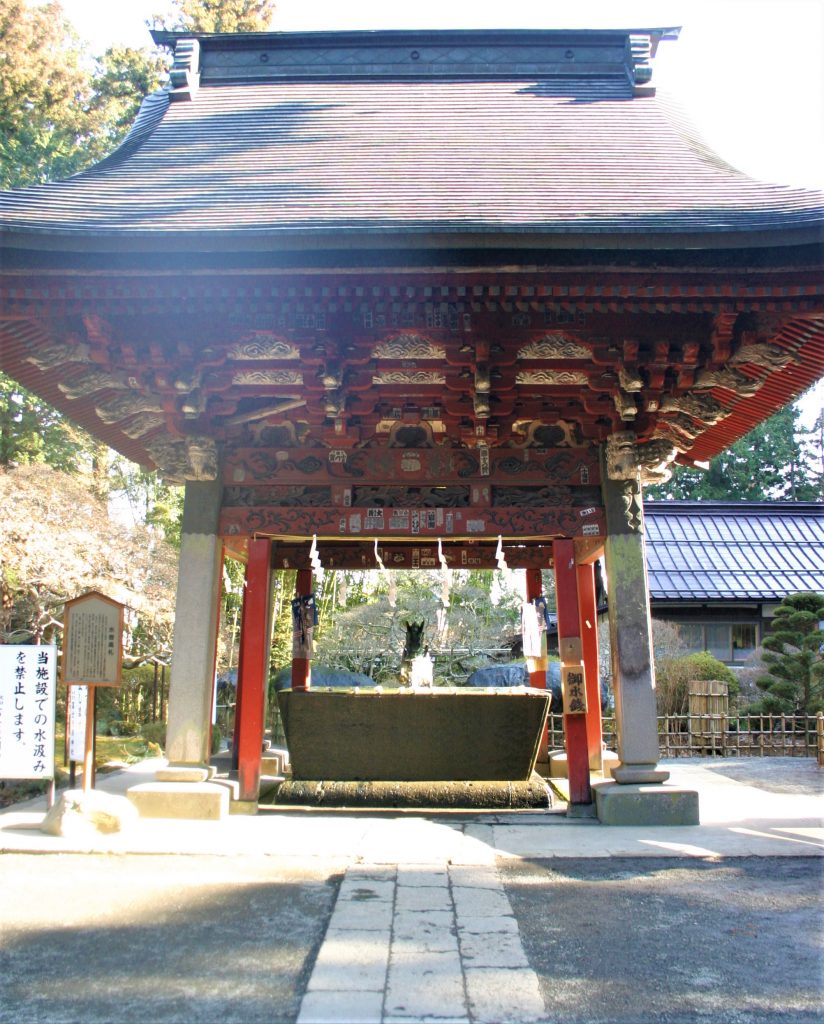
[297, 860, 548, 1024]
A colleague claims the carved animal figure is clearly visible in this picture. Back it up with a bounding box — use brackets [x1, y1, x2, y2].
[400, 619, 426, 684]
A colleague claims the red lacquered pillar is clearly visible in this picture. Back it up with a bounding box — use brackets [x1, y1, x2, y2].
[235, 537, 273, 802]
[291, 568, 313, 691]
[553, 538, 592, 806]
[577, 560, 604, 773]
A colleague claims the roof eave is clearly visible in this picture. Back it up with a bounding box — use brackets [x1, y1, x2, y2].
[1, 222, 822, 259]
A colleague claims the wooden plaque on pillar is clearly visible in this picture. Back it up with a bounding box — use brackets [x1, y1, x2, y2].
[561, 663, 588, 715]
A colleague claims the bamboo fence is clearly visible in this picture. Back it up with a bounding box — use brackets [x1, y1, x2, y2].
[548, 712, 822, 758]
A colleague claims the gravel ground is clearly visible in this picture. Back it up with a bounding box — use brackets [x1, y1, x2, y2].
[502, 855, 824, 1024]
[0, 854, 341, 1024]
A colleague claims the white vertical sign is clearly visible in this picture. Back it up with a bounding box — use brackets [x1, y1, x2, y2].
[0, 645, 57, 780]
[68, 685, 88, 762]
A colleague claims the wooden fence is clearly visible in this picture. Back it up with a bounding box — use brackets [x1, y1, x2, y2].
[548, 713, 822, 759]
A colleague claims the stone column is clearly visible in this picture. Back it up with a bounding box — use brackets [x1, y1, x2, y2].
[600, 449, 668, 784]
[165, 479, 224, 767]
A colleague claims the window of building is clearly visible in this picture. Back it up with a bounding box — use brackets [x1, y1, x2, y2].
[731, 623, 757, 662]
[670, 621, 759, 664]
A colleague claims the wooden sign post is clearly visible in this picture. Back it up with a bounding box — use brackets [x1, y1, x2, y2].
[62, 592, 124, 793]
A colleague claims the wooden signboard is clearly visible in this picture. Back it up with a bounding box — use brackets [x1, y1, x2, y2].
[62, 591, 124, 792]
[63, 591, 124, 687]
[561, 663, 588, 715]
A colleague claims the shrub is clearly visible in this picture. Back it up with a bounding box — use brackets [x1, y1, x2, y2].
[140, 721, 167, 748]
[655, 651, 738, 716]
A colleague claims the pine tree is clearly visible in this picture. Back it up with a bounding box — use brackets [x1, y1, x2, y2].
[755, 592, 824, 714]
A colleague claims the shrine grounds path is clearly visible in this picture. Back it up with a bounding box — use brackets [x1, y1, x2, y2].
[0, 758, 821, 1024]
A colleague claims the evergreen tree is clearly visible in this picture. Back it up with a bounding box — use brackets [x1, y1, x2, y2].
[646, 398, 822, 501]
[0, 374, 106, 480]
[0, 0, 166, 189]
[755, 592, 824, 714]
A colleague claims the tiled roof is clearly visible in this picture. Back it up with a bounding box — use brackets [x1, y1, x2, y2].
[644, 501, 824, 601]
[1, 29, 822, 248]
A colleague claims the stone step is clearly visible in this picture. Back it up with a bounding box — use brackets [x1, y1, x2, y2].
[549, 749, 620, 778]
[127, 782, 229, 820]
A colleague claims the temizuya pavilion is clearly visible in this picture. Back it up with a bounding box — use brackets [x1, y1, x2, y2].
[1, 28, 822, 823]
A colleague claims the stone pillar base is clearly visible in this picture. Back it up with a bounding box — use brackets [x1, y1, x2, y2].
[593, 781, 699, 826]
[127, 782, 229, 820]
[612, 764, 670, 784]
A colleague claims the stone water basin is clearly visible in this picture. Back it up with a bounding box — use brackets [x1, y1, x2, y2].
[277, 686, 550, 782]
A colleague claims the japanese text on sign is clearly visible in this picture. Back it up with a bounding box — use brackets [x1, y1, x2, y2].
[0, 645, 56, 779]
[561, 663, 588, 716]
[63, 594, 123, 686]
[68, 685, 88, 762]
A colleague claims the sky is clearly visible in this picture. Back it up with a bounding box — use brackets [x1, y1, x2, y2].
[52, 0, 824, 422]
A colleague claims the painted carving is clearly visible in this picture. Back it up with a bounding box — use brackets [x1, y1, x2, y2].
[475, 365, 491, 393]
[121, 414, 166, 439]
[618, 367, 644, 392]
[187, 436, 219, 480]
[351, 486, 469, 508]
[517, 334, 591, 359]
[511, 420, 581, 448]
[248, 422, 300, 447]
[659, 412, 703, 441]
[180, 391, 206, 418]
[474, 393, 491, 418]
[220, 504, 604, 540]
[637, 439, 679, 485]
[319, 364, 343, 389]
[172, 368, 202, 392]
[371, 335, 446, 360]
[224, 485, 332, 507]
[659, 393, 730, 425]
[606, 431, 678, 484]
[227, 334, 300, 360]
[372, 371, 446, 385]
[693, 367, 763, 397]
[613, 392, 637, 420]
[147, 435, 218, 482]
[728, 341, 798, 371]
[515, 369, 588, 385]
[542, 450, 596, 482]
[620, 480, 643, 532]
[606, 431, 641, 481]
[25, 339, 92, 371]
[492, 486, 573, 508]
[232, 370, 304, 386]
[58, 369, 134, 399]
[388, 422, 435, 448]
[324, 391, 344, 417]
[95, 393, 164, 424]
[652, 423, 694, 453]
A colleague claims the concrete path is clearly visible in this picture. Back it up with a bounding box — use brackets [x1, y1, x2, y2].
[0, 757, 822, 1024]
